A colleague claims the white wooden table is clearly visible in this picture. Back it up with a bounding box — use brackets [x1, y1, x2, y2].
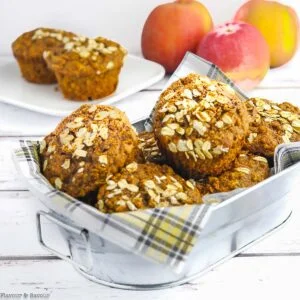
[1, 54, 300, 300]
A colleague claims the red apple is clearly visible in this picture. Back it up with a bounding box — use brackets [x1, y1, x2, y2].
[142, 0, 213, 73]
[196, 21, 270, 90]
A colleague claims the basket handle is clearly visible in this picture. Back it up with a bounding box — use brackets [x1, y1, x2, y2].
[36, 210, 92, 272]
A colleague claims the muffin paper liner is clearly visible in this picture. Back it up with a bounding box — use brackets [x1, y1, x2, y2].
[13, 52, 300, 273]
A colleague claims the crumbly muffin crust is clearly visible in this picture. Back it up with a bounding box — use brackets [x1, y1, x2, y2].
[245, 98, 300, 157]
[44, 36, 127, 100]
[12, 28, 76, 83]
[136, 131, 165, 163]
[96, 162, 202, 213]
[40, 104, 138, 198]
[197, 152, 270, 194]
[153, 73, 250, 178]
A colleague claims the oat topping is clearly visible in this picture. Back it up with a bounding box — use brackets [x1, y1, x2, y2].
[215, 121, 224, 129]
[137, 132, 164, 163]
[106, 61, 114, 69]
[61, 159, 70, 169]
[33, 29, 127, 75]
[62, 36, 125, 66]
[221, 114, 233, 125]
[88, 105, 97, 113]
[99, 155, 108, 165]
[47, 144, 56, 153]
[97, 163, 202, 213]
[57, 109, 113, 159]
[40, 105, 138, 198]
[39, 140, 46, 153]
[235, 167, 251, 175]
[33, 29, 126, 68]
[126, 201, 137, 211]
[247, 132, 258, 144]
[186, 180, 196, 190]
[161, 126, 175, 136]
[247, 98, 300, 145]
[43, 160, 48, 171]
[73, 149, 87, 158]
[98, 126, 109, 140]
[155, 73, 248, 170]
[94, 111, 110, 120]
[253, 156, 268, 163]
[126, 162, 138, 172]
[54, 177, 63, 189]
[32, 29, 66, 41]
[199, 151, 270, 194]
[77, 167, 84, 173]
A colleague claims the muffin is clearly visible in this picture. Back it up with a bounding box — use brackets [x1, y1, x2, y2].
[12, 28, 76, 83]
[197, 152, 270, 195]
[244, 98, 300, 157]
[153, 73, 250, 178]
[96, 162, 202, 213]
[40, 104, 138, 198]
[136, 131, 165, 163]
[44, 36, 127, 100]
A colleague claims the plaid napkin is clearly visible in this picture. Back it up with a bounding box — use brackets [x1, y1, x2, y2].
[13, 52, 300, 273]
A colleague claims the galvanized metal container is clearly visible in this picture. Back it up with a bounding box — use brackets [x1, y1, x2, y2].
[14, 128, 299, 289]
[13, 52, 300, 289]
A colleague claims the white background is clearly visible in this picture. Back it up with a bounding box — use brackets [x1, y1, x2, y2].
[0, 0, 299, 56]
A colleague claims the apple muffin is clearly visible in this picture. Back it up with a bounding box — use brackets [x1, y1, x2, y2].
[44, 36, 127, 100]
[197, 151, 270, 195]
[244, 98, 300, 157]
[40, 104, 138, 198]
[12, 28, 76, 83]
[153, 73, 250, 178]
[136, 131, 165, 163]
[96, 162, 202, 213]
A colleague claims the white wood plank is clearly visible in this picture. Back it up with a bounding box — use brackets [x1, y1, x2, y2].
[0, 256, 300, 299]
[0, 191, 49, 256]
[0, 139, 28, 190]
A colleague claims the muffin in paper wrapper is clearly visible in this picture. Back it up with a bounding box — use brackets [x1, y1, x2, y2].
[13, 52, 300, 273]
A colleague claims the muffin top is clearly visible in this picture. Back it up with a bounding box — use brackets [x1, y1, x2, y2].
[96, 162, 202, 213]
[40, 104, 138, 198]
[153, 73, 250, 177]
[136, 131, 165, 164]
[44, 36, 127, 77]
[245, 98, 300, 157]
[12, 27, 76, 59]
[197, 151, 270, 194]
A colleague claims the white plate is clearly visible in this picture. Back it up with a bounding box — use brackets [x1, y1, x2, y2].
[0, 55, 165, 117]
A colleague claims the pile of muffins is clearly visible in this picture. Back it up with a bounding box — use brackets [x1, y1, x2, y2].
[39, 73, 300, 213]
[12, 28, 127, 100]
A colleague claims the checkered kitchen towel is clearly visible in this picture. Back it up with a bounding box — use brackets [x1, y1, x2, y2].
[13, 52, 300, 273]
